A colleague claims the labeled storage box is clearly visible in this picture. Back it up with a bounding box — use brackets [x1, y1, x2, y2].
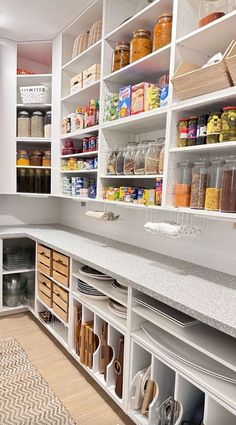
[53, 283, 69, 322]
[38, 272, 53, 307]
[70, 73, 83, 94]
[37, 244, 52, 276]
[83, 64, 101, 88]
[52, 250, 70, 287]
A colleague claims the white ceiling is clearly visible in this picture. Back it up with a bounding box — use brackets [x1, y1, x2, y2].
[0, 0, 94, 41]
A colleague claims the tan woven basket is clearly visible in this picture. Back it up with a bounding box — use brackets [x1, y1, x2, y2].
[72, 32, 89, 59]
[88, 21, 102, 47]
[225, 40, 236, 86]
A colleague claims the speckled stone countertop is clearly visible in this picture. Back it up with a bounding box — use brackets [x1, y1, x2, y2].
[0, 224, 235, 338]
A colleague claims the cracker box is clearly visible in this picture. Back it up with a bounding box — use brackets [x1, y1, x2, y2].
[118, 85, 132, 118]
[131, 82, 159, 115]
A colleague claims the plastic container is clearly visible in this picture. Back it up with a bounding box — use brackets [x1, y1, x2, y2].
[17, 111, 31, 137]
[134, 141, 149, 175]
[220, 106, 236, 142]
[190, 159, 209, 209]
[220, 156, 236, 212]
[205, 158, 224, 211]
[116, 147, 125, 175]
[112, 42, 130, 72]
[130, 29, 152, 63]
[174, 160, 192, 208]
[153, 14, 172, 51]
[107, 149, 118, 175]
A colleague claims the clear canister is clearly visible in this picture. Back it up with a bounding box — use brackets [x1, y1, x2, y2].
[145, 142, 161, 175]
[116, 147, 125, 175]
[31, 111, 44, 138]
[205, 158, 224, 211]
[124, 143, 137, 175]
[220, 156, 236, 212]
[174, 160, 192, 208]
[134, 141, 149, 175]
[107, 149, 118, 175]
[190, 159, 209, 209]
[17, 111, 31, 137]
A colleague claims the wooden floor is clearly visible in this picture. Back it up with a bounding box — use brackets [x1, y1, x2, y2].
[0, 312, 134, 425]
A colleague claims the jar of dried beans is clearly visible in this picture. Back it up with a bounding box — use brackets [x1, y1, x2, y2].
[145, 142, 161, 175]
[130, 29, 152, 63]
[31, 111, 44, 138]
[174, 160, 192, 208]
[190, 159, 209, 209]
[205, 158, 224, 211]
[153, 14, 172, 51]
[220, 156, 236, 212]
[17, 111, 31, 137]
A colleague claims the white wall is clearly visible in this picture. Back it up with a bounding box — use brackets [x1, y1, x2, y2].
[59, 199, 236, 276]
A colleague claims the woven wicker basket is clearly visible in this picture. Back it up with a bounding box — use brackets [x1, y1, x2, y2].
[225, 40, 236, 86]
[72, 32, 89, 59]
[88, 21, 102, 47]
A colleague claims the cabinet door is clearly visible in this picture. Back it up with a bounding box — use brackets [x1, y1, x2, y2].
[0, 38, 17, 194]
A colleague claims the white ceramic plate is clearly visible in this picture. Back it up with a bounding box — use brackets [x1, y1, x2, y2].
[112, 282, 128, 294]
[78, 291, 109, 301]
[108, 300, 127, 318]
[79, 266, 113, 280]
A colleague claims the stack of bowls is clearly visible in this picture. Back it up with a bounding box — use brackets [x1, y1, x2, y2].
[3, 274, 26, 307]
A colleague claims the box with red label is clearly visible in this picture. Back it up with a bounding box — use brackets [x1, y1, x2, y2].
[131, 82, 159, 115]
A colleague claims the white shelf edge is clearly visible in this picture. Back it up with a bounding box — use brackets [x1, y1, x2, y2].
[61, 151, 98, 159]
[61, 39, 102, 71]
[17, 73, 52, 78]
[101, 174, 163, 179]
[61, 80, 100, 102]
[102, 107, 168, 130]
[61, 125, 99, 140]
[61, 169, 97, 174]
[16, 166, 51, 169]
[170, 142, 236, 153]
[16, 137, 51, 143]
[17, 103, 52, 107]
[2, 268, 35, 275]
[37, 269, 70, 292]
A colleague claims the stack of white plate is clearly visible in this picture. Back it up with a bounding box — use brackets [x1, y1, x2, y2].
[108, 299, 127, 318]
[79, 265, 113, 281]
[77, 279, 109, 300]
[112, 281, 128, 294]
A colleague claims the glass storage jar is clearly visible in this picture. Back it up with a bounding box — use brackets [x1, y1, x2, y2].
[35, 169, 42, 193]
[145, 142, 161, 175]
[17, 168, 28, 193]
[43, 170, 51, 194]
[17, 111, 31, 138]
[30, 150, 42, 166]
[220, 156, 236, 212]
[44, 110, 51, 138]
[206, 111, 221, 144]
[116, 147, 125, 175]
[31, 111, 44, 138]
[190, 159, 209, 209]
[134, 141, 149, 175]
[124, 143, 137, 175]
[17, 150, 30, 166]
[112, 42, 130, 72]
[153, 14, 172, 51]
[28, 169, 35, 193]
[199, 0, 234, 27]
[205, 158, 224, 211]
[107, 149, 118, 175]
[158, 139, 165, 174]
[196, 113, 209, 145]
[130, 29, 152, 63]
[220, 106, 236, 142]
[178, 118, 189, 147]
[42, 151, 51, 167]
[174, 160, 192, 208]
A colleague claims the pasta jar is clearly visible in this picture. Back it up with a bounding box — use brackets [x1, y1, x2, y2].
[31, 111, 44, 138]
[124, 143, 137, 175]
[112, 42, 130, 73]
[174, 160, 192, 208]
[145, 142, 161, 175]
[190, 159, 209, 209]
[30, 150, 42, 166]
[17, 111, 31, 137]
[206, 111, 221, 144]
[219, 106, 236, 142]
[178, 118, 189, 147]
[134, 141, 149, 175]
[153, 14, 172, 51]
[107, 149, 118, 175]
[116, 147, 125, 175]
[17, 150, 30, 166]
[130, 29, 152, 63]
[42, 151, 51, 167]
[220, 156, 236, 212]
[205, 158, 224, 211]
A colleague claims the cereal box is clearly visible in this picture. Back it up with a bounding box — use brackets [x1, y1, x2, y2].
[118, 85, 132, 118]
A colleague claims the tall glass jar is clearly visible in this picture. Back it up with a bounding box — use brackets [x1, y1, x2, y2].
[206, 111, 221, 144]
[220, 106, 236, 142]
[17, 150, 30, 166]
[17, 111, 31, 137]
[30, 150, 42, 166]
[130, 29, 152, 63]
[145, 142, 161, 174]
[107, 149, 118, 175]
[124, 143, 137, 175]
[44, 111, 51, 138]
[199, 0, 234, 27]
[158, 139, 165, 174]
[134, 141, 149, 174]
[220, 156, 236, 212]
[112, 42, 130, 72]
[174, 160, 192, 208]
[153, 14, 172, 51]
[205, 158, 224, 211]
[190, 159, 209, 209]
[35, 169, 42, 193]
[116, 147, 125, 175]
[31, 111, 44, 137]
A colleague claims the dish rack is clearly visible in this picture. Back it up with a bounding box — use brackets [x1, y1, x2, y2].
[19, 85, 48, 104]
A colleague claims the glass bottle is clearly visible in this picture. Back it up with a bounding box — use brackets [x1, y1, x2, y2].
[35, 169, 42, 193]
[17, 168, 27, 193]
[43, 170, 51, 194]
[28, 169, 35, 193]
[206, 111, 221, 144]
[130, 29, 152, 63]
[199, 0, 234, 28]
[196, 113, 209, 145]
[112, 42, 130, 72]
[153, 14, 172, 51]
[220, 156, 236, 212]
[158, 139, 165, 174]
[124, 142, 137, 175]
[116, 147, 125, 175]
[220, 106, 236, 142]
[42, 151, 51, 167]
[205, 158, 224, 211]
[174, 160, 192, 208]
[145, 142, 161, 175]
[190, 159, 209, 209]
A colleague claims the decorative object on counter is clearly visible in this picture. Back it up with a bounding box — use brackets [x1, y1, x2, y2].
[17, 111, 31, 137]
[205, 158, 223, 211]
[153, 14, 172, 51]
[220, 106, 236, 141]
[88, 20, 102, 47]
[144, 222, 201, 238]
[198, 0, 234, 27]
[44, 111, 51, 138]
[206, 111, 221, 144]
[130, 29, 152, 63]
[174, 160, 192, 208]
[190, 159, 208, 209]
[19, 85, 48, 104]
[72, 31, 89, 58]
[112, 42, 130, 73]
[220, 156, 236, 212]
[85, 211, 120, 221]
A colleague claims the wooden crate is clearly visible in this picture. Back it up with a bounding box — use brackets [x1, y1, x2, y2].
[37, 244, 52, 276]
[52, 283, 68, 322]
[38, 273, 53, 307]
[225, 41, 236, 86]
[52, 251, 70, 287]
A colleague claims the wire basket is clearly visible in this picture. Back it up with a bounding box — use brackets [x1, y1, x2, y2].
[20, 85, 48, 104]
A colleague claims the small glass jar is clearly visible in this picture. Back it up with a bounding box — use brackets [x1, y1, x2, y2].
[178, 119, 189, 147]
[31, 111, 44, 138]
[134, 142, 149, 175]
[153, 14, 172, 51]
[196, 113, 209, 145]
[30, 150, 42, 166]
[145, 142, 161, 175]
[116, 147, 125, 175]
[17, 150, 30, 166]
[42, 151, 51, 167]
[199, 0, 233, 28]
[220, 106, 236, 142]
[190, 159, 209, 209]
[130, 29, 152, 63]
[206, 111, 221, 144]
[187, 116, 198, 146]
[205, 158, 224, 211]
[107, 149, 118, 175]
[44, 111, 51, 138]
[124, 143, 137, 175]
[220, 156, 236, 212]
[17, 111, 31, 137]
[174, 160, 192, 208]
[112, 42, 130, 72]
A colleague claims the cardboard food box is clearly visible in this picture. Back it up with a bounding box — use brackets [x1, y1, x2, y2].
[83, 64, 101, 88]
[131, 82, 160, 115]
[70, 73, 83, 94]
[103, 93, 119, 122]
[118, 85, 132, 118]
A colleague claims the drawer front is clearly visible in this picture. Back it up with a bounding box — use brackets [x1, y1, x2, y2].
[39, 290, 52, 308]
[53, 260, 69, 277]
[53, 302, 68, 322]
[53, 293, 68, 313]
[38, 273, 52, 289]
[37, 244, 51, 258]
[39, 281, 52, 298]
[37, 262, 51, 276]
[52, 270, 69, 287]
[38, 252, 51, 268]
[53, 283, 68, 303]
[53, 251, 69, 267]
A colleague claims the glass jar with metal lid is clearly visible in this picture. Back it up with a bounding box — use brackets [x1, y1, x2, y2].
[112, 42, 130, 73]
[153, 14, 172, 51]
[17, 150, 30, 166]
[42, 151, 51, 167]
[174, 160, 192, 208]
[206, 111, 221, 144]
[220, 106, 236, 142]
[205, 158, 224, 211]
[190, 159, 209, 209]
[220, 156, 236, 212]
[130, 29, 152, 63]
[145, 141, 161, 175]
[30, 150, 42, 166]
[31, 111, 44, 138]
[17, 111, 31, 137]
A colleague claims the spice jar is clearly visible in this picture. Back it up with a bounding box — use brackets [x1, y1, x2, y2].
[44, 111, 51, 138]
[178, 119, 189, 147]
[134, 141, 149, 175]
[30, 150, 42, 166]
[116, 147, 125, 175]
[174, 160, 192, 208]
[220, 106, 236, 142]
[153, 14, 172, 51]
[42, 151, 51, 167]
[112, 42, 130, 73]
[196, 114, 209, 145]
[31, 111, 44, 138]
[17, 150, 30, 166]
[205, 158, 224, 211]
[187, 116, 198, 146]
[124, 143, 137, 175]
[190, 159, 209, 209]
[107, 149, 118, 175]
[130, 29, 152, 63]
[206, 111, 221, 144]
[220, 156, 236, 212]
[145, 142, 161, 175]
[199, 0, 232, 27]
[17, 111, 31, 137]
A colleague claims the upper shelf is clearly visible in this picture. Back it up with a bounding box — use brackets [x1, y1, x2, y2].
[62, 40, 102, 75]
[61, 80, 100, 105]
[172, 86, 236, 111]
[17, 74, 52, 87]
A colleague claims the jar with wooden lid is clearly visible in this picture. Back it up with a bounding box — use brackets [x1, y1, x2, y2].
[112, 42, 130, 73]
[31, 111, 44, 138]
[130, 29, 152, 63]
[153, 14, 172, 51]
[17, 150, 30, 166]
[17, 111, 31, 137]
[30, 150, 42, 166]
[42, 151, 51, 167]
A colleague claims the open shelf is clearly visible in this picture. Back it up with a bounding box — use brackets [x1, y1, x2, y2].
[3, 268, 35, 275]
[170, 141, 236, 154]
[16, 166, 51, 170]
[102, 108, 167, 133]
[61, 80, 100, 105]
[17, 74, 52, 86]
[37, 296, 69, 328]
[101, 174, 163, 179]
[61, 151, 98, 159]
[16, 137, 51, 143]
[17, 103, 52, 110]
[61, 125, 99, 140]
[61, 169, 97, 174]
[62, 40, 102, 74]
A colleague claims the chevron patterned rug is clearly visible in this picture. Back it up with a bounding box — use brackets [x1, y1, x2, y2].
[0, 338, 77, 425]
